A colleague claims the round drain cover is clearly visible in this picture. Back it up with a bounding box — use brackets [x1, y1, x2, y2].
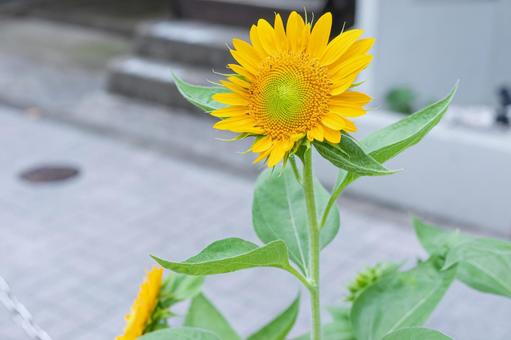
[20, 165, 80, 183]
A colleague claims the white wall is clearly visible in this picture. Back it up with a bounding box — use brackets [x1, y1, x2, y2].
[356, 0, 510, 107]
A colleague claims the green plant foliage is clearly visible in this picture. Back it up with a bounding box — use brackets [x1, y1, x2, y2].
[295, 307, 355, 340]
[153, 238, 294, 276]
[414, 218, 511, 298]
[173, 75, 226, 112]
[334, 84, 458, 190]
[184, 294, 240, 340]
[351, 258, 457, 340]
[252, 167, 340, 275]
[146, 273, 205, 332]
[162, 273, 205, 303]
[381, 327, 452, 340]
[248, 296, 300, 340]
[314, 134, 395, 177]
[346, 263, 400, 302]
[139, 327, 221, 340]
[362, 84, 457, 163]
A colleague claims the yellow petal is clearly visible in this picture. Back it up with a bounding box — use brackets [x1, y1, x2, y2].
[252, 136, 273, 152]
[330, 74, 358, 96]
[232, 38, 261, 64]
[210, 106, 248, 118]
[257, 19, 278, 56]
[249, 25, 268, 58]
[220, 80, 247, 95]
[274, 14, 288, 51]
[230, 50, 259, 75]
[329, 55, 373, 80]
[286, 11, 305, 52]
[322, 125, 341, 144]
[212, 92, 249, 106]
[228, 76, 251, 89]
[330, 91, 371, 105]
[310, 124, 325, 142]
[307, 12, 332, 58]
[321, 29, 364, 66]
[253, 148, 272, 164]
[214, 116, 261, 133]
[343, 38, 375, 60]
[322, 114, 346, 130]
[330, 105, 367, 117]
[228, 64, 255, 81]
[267, 143, 287, 167]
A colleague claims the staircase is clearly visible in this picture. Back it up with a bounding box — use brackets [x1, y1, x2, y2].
[107, 0, 326, 110]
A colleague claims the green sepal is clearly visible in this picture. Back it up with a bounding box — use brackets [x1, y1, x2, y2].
[173, 75, 227, 112]
[314, 134, 397, 177]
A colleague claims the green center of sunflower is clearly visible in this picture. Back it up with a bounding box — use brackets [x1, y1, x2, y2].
[263, 74, 306, 122]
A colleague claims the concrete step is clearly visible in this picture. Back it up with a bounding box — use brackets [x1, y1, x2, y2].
[135, 20, 245, 67]
[173, 0, 324, 27]
[107, 56, 220, 109]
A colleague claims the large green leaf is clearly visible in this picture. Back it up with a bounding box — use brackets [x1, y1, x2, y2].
[362, 84, 457, 163]
[252, 166, 340, 275]
[444, 238, 511, 297]
[184, 294, 240, 340]
[314, 134, 395, 176]
[173, 75, 226, 112]
[334, 85, 457, 190]
[139, 327, 220, 340]
[248, 296, 300, 340]
[351, 258, 456, 340]
[382, 327, 452, 340]
[153, 238, 293, 276]
[414, 218, 511, 298]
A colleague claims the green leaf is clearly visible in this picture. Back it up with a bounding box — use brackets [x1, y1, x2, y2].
[248, 296, 300, 340]
[184, 294, 240, 340]
[252, 166, 340, 275]
[362, 84, 457, 163]
[334, 85, 457, 191]
[382, 327, 452, 340]
[153, 238, 293, 276]
[314, 134, 395, 176]
[444, 238, 511, 297]
[161, 273, 204, 305]
[351, 258, 456, 340]
[413, 218, 469, 255]
[414, 218, 511, 298]
[173, 75, 226, 112]
[139, 327, 220, 340]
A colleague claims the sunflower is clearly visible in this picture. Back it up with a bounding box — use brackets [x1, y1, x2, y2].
[116, 267, 164, 340]
[211, 11, 374, 167]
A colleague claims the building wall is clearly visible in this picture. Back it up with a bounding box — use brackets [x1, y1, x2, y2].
[356, 0, 510, 107]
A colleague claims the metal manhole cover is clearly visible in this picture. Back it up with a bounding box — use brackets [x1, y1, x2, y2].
[19, 165, 80, 183]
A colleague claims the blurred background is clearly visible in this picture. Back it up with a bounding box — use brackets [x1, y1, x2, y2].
[0, 0, 509, 339]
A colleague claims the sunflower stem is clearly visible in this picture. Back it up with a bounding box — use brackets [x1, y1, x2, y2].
[302, 147, 321, 340]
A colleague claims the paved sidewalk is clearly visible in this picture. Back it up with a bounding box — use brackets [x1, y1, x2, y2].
[0, 107, 510, 340]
